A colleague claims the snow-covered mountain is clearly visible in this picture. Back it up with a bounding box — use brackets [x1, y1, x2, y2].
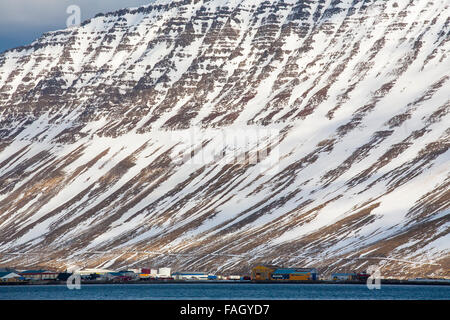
[0, 0, 448, 278]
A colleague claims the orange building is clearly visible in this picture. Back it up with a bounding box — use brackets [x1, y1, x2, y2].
[251, 265, 279, 281]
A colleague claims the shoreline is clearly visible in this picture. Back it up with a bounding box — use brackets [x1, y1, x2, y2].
[1, 279, 449, 286]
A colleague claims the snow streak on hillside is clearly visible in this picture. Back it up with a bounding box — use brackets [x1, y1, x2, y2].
[0, 0, 449, 277]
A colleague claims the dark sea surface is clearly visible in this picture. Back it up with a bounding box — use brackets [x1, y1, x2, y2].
[0, 283, 449, 300]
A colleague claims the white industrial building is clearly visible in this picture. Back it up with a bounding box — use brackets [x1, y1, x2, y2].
[172, 272, 209, 280]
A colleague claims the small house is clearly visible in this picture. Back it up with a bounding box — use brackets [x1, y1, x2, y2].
[0, 272, 25, 282]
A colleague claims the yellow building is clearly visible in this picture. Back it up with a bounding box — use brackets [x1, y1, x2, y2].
[251, 265, 279, 281]
[289, 273, 310, 281]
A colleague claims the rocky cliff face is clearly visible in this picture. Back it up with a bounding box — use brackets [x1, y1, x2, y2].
[0, 0, 448, 277]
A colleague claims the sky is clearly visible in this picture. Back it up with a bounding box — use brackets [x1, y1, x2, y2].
[0, 0, 153, 53]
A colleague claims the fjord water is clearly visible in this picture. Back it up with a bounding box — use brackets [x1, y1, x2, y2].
[0, 284, 449, 300]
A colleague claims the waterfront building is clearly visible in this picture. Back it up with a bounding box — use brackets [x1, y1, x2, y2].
[0, 272, 24, 282]
[172, 272, 208, 280]
[157, 267, 171, 278]
[19, 270, 59, 281]
[251, 265, 280, 281]
[271, 268, 318, 281]
[331, 273, 357, 281]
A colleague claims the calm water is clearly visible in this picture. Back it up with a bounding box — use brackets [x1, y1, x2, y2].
[0, 283, 449, 300]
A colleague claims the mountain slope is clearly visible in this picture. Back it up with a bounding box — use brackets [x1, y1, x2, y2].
[0, 0, 449, 277]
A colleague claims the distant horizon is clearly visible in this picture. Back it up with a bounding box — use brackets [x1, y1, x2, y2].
[0, 0, 152, 53]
